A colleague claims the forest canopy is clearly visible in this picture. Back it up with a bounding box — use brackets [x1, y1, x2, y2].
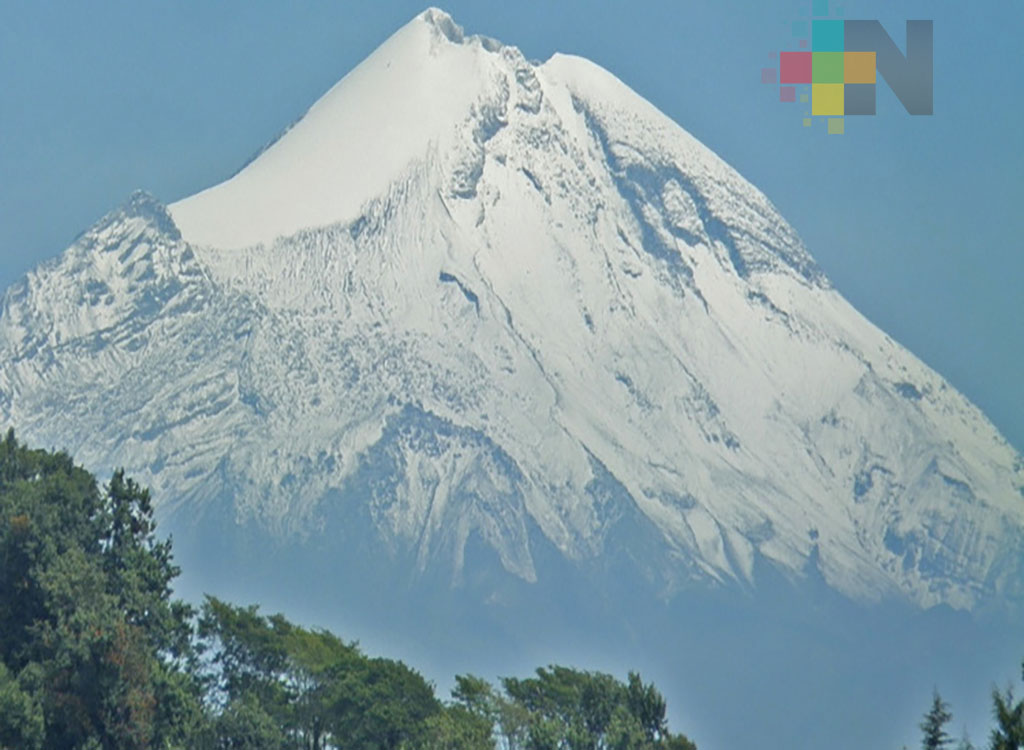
[0, 430, 697, 750]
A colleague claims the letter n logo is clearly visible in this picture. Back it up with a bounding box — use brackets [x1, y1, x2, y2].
[844, 20, 933, 115]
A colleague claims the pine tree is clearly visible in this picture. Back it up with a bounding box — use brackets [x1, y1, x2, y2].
[920, 690, 953, 750]
[990, 686, 1024, 750]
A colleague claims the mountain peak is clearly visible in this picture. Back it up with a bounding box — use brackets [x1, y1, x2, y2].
[6, 7, 1022, 614]
[418, 7, 464, 43]
[168, 7, 514, 250]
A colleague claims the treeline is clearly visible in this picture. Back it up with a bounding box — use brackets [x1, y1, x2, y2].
[0, 431, 696, 750]
[916, 685, 1024, 750]
[197, 599, 696, 750]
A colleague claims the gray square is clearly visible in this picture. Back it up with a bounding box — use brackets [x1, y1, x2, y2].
[845, 84, 876, 115]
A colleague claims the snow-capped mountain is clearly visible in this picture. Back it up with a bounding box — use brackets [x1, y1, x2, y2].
[1, 8, 1021, 614]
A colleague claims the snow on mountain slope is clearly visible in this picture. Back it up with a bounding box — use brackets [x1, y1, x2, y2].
[170, 9, 510, 250]
[1, 9, 1022, 610]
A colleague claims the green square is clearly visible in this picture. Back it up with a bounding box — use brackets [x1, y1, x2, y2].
[827, 117, 844, 134]
[813, 52, 844, 83]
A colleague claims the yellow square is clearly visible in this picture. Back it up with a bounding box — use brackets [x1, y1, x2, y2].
[844, 52, 876, 83]
[812, 84, 844, 116]
[800, 93, 809, 103]
[803, 118, 812, 127]
[827, 117, 845, 135]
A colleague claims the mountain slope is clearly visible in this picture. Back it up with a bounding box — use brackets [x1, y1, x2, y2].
[1, 8, 1022, 614]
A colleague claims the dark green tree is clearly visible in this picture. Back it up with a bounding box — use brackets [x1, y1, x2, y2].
[921, 690, 953, 750]
[424, 704, 496, 750]
[0, 430, 204, 749]
[205, 692, 290, 750]
[500, 666, 695, 750]
[199, 596, 443, 750]
[453, 673, 530, 750]
[330, 654, 441, 749]
[0, 660, 44, 750]
[2, 431, 703, 750]
[990, 686, 1024, 750]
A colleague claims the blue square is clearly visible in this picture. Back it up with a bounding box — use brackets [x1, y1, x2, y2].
[813, 20, 844, 51]
[812, 0, 829, 16]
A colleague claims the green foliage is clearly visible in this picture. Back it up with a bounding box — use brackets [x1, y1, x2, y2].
[990, 685, 1024, 750]
[0, 661, 44, 750]
[478, 665, 695, 750]
[0, 431, 703, 750]
[332, 654, 441, 749]
[199, 596, 442, 749]
[205, 693, 290, 750]
[0, 429, 204, 749]
[15, 428, 1024, 750]
[424, 705, 496, 750]
[921, 690, 953, 750]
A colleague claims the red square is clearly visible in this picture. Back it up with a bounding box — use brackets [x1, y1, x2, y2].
[780, 52, 812, 84]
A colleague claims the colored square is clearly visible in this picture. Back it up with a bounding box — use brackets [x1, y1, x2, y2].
[812, 20, 844, 51]
[761, 67, 777, 84]
[780, 86, 796, 102]
[780, 52, 812, 83]
[812, 0, 829, 16]
[792, 21, 809, 37]
[827, 117, 845, 134]
[800, 93, 809, 102]
[844, 51, 875, 83]
[813, 52, 844, 83]
[803, 117, 812, 127]
[844, 83, 875, 115]
[812, 83, 844, 115]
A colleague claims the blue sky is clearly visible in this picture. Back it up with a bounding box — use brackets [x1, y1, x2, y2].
[0, 0, 1021, 451]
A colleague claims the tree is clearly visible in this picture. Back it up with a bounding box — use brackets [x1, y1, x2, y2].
[424, 704, 496, 750]
[330, 655, 441, 749]
[1, 431, 703, 750]
[0, 430, 205, 749]
[453, 674, 532, 750]
[204, 692, 289, 750]
[626, 671, 668, 744]
[199, 596, 444, 750]
[990, 687, 1024, 750]
[921, 690, 953, 750]
[500, 665, 696, 750]
[0, 661, 44, 750]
